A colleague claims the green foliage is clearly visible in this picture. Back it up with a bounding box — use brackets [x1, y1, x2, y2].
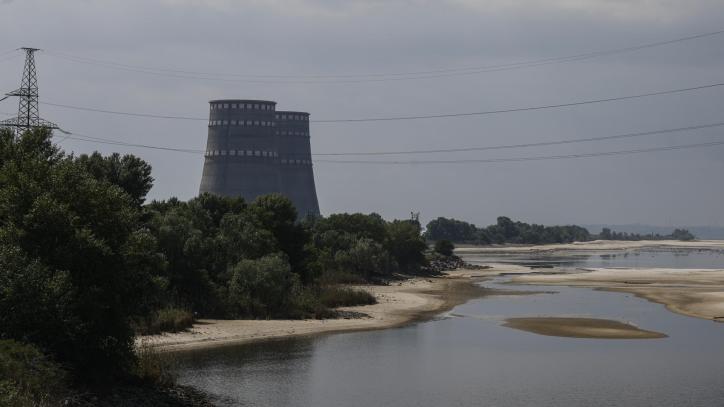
[0, 128, 157, 381]
[424, 217, 478, 242]
[0, 129, 431, 393]
[76, 151, 154, 206]
[318, 287, 377, 308]
[597, 227, 695, 241]
[0, 340, 68, 407]
[385, 220, 428, 273]
[426, 216, 592, 245]
[333, 238, 393, 280]
[133, 341, 178, 386]
[134, 308, 195, 336]
[228, 254, 300, 318]
[434, 239, 455, 256]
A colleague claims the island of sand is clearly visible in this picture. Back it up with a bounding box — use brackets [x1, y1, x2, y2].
[502, 317, 667, 339]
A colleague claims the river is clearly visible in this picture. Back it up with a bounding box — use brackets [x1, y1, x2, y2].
[174, 249, 724, 406]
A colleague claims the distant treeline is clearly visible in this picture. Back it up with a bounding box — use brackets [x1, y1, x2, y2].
[425, 217, 695, 244]
[425, 216, 591, 244]
[0, 128, 429, 400]
[598, 227, 695, 241]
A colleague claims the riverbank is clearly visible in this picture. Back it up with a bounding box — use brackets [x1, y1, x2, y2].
[140, 271, 492, 352]
[512, 268, 724, 322]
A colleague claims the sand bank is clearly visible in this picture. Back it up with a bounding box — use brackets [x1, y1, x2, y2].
[140, 272, 489, 352]
[456, 239, 724, 254]
[502, 317, 667, 339]
[512, 268, 724, 321]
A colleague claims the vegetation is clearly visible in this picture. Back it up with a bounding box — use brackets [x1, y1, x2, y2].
[318, 287, 377, 308]
[425, 216, 591, 244]
[598, 227, 695, 241]
[0, 128, 429, 397]
[0, 340, 68, 407]
[434, 239, 455, 256]
[134, 308, 195, 336]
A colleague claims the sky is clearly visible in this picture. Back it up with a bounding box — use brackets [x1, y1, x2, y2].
[1, 0, 724, 228]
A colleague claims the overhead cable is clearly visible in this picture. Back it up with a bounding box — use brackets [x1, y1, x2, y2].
[39, 81, 724, 123]
[43, 29, 724, 83]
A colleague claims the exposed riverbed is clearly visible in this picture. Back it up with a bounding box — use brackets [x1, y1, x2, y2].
[173, 247, 724, 407]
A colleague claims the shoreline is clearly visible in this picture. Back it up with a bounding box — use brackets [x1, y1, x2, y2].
[140, 271, 490, 353]
[456, 239, 724, 253]
[511, 267, 724, 322]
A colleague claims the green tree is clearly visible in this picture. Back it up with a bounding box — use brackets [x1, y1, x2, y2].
[77, 151, 153, 206]
[434, 239, 455, 257]
[0, 128, 156, 381]
[228, 254, 299, 318]
[385, 220, 428, 273]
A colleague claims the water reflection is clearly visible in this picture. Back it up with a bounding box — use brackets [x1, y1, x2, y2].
[463, 249, 724, 269]
[175, 250, 724, 407]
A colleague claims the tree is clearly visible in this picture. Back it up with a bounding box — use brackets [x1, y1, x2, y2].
[76, 152, 153, 206]
[434, 240, 455, 257]
[228, 254, 299, 318]
[0, 128, 156, 381]
[424, 217, 477, 242]
[385, 220, 428, 273]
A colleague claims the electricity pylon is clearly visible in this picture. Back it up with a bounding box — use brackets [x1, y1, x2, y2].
[0, 47, 58, 134]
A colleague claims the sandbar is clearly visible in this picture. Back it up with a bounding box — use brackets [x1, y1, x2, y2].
[502, 317, 667, 339]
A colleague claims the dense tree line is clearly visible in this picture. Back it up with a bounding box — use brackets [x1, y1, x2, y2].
[0, 128, 429, 392]
[426, 217, 696, 244]
[425, 216, 591, 244]
[598, 227, 695, 241]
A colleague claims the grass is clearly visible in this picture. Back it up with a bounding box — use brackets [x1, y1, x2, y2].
[135, 308, 195, 335]
[134, 340, 177, 386]
[319, 286, 377, 308]
[0, 340, 68, 407]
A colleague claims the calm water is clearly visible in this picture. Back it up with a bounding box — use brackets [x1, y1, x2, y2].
[175, 250, 724, 407]
[462, 248, 724, 269]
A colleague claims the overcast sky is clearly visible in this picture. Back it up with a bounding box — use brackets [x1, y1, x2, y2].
[1, 0, 724, 227]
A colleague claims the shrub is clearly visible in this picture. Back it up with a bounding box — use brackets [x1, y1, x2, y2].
[0, 340, 68, 407]
[228, 254, 300, 318]
[319, 287, 377, 308]
[134, 341, 177, 386]
[135, 308, 195, 335]
[434, 240, 455, 256]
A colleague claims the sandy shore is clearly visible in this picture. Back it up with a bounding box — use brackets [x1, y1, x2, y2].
[512, 268, 724, 321]
[140, 272, 489, 352]
[456, 239, 724, 253]
[502, 317, 667, 339]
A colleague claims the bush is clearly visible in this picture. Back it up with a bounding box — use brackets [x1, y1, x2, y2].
[319, 287, 377, 308]
[228, 254, 300, 318]
[434, 240, 455, 256]
[135, 308, 194, 335]
[134, 341, 177, 386]
[0, 340, 68, 407]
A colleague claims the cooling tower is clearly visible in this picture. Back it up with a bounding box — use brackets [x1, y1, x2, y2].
[199, 100, 320, 217]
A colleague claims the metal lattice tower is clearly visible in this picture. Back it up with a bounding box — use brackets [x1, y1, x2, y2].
[0, 48, 58, 134]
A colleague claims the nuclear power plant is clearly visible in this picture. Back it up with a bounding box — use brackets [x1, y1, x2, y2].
[199, 99, 320, 217]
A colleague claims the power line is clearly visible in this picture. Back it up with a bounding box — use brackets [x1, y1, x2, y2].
[39, 81, 724, 123]
[56, 121, 724, 159]
[313, 82, 724, 123]
[58, 130, 202, 154]
[315, 140, 724, 165]
[313, 122, 724, 156]
[43, 29, 724, 83]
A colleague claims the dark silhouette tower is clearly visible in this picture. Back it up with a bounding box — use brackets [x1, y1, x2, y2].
[0, 48, 58, 133]
[199, 100, 320, 217]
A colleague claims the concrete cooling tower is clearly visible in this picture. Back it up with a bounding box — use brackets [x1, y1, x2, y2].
[199, 99, 320, 217]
